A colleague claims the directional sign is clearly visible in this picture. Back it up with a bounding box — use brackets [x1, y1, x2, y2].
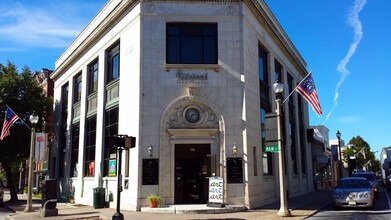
[264, 145, 279, 152]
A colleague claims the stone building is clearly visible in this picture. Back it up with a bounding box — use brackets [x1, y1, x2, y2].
[51, 0, 314, 211]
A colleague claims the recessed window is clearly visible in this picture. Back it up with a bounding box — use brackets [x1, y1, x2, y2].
[85, 116, 96, 177]
[166, 23, 217, 64]
[104, 107, 118, 176]
[71, 123, 79, 177]
[88, 59, 99, 95]
[74, 73, 82, 103]
[106, 43, 120, 84]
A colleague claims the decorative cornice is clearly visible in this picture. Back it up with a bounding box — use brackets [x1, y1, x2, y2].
[52, 0, 307, 80]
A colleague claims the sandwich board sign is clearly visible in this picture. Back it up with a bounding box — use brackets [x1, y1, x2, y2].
[207, 176, 225, 207]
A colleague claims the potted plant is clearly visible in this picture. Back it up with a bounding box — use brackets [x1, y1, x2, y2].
[146, 194, 161, 208]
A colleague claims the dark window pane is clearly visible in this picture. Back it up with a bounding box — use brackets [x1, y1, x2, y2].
[166, 23, 217, 64]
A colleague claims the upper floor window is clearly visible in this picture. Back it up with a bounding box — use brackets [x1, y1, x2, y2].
[274, 60, 283, 82]
[88, 59, 99, 95]
[106, 43, 120, 84]
[166, 23, 217, 64]
[74, 73, 82, 103]
[62, 83, 69, 110]
[259, 44, 269, 104]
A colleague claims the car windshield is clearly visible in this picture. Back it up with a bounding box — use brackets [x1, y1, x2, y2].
[352, 173, 375, 181]
[338, 179, 370, 188]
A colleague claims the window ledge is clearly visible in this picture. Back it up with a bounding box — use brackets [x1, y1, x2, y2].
[164, 64, 220, 72]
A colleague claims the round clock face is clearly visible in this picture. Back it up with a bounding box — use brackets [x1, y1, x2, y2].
[185, 108, 200, 123]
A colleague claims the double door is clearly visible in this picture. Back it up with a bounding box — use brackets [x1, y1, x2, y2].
[174, 144, 212, 204]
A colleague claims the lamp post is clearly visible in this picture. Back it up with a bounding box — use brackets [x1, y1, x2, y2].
[336, 130, 342, 179]
[24, 111, 39, 212]
[272, 81, 291, 217]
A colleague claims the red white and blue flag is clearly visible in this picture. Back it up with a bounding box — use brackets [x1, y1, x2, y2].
[1, 107, 20, 140]
[296, 72, 322, 117]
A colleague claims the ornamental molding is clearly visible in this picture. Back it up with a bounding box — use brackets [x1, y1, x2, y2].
[168, 103, 218, 129]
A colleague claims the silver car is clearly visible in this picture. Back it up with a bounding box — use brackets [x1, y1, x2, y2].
[351, 172, 379, 198]
[333, 177, 374, 209]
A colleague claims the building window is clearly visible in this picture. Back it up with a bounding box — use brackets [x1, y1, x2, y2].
[288, 74, 298, 174]
[166, 23, 217, 64]
[59, 83, 68, 178]
[88, 59, 99, 95]
[259, 43, 273, 175]
[259, 44, 270, 105]
[85, 116, 96, 177]
[274, 60, 282, 82]
[74, 73, 82, 103]
[298, 96, 307, 174]
[106, 42, 120, 84]
[253, 147, 258, 176]
[261, 108, 273, 175]
[71, 123, 79, 177]
[104, 107, 118, 176]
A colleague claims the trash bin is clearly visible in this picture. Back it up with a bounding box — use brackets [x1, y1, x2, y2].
[42, 179, 57, 209]
[93, 187, 105, 208]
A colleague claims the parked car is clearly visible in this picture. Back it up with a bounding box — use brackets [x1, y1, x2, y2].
[351, 172, 379, 198]
[333, 177, 374, 209]
[386, 174, 391, 191]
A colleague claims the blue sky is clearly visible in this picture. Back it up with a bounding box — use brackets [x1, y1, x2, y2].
[266, 0, 391, 159]
[1, 0, 389, 159]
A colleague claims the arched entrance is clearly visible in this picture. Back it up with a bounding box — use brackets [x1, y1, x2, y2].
[160, 97, 222, 205]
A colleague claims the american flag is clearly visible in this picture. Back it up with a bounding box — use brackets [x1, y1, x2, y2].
[0, 107, 20, 140]
[359, 147, 366, 159]
[296, 72, 322, 117]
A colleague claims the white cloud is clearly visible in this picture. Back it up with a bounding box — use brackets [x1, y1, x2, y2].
[0, 1, 101, 49]
[335, 115, 363, 124]
[324, 0, 366, 124]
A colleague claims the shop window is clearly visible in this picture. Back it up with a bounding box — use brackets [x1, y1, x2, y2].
[85, 116, 96, 177]
[104, 107, 118, 176]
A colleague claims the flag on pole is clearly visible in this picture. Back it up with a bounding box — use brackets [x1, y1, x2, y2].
[359, 147, 366, 159]
[296, 72, 322, 117]
[0, 107, 20, 140]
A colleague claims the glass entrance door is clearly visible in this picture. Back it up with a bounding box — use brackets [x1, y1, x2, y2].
[175, 144, 211, 204]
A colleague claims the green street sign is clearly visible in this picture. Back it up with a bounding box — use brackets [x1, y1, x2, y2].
[264, 145, 279, 152]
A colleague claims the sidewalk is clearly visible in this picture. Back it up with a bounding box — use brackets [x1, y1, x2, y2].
[2, 189, 332, 220]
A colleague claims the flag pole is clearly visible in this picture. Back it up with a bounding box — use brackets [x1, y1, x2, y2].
[5, 105, 31, 130]
[282, 71, 312, 104]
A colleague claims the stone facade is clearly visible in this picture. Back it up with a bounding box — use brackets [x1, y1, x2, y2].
[51, 0, 313, 211]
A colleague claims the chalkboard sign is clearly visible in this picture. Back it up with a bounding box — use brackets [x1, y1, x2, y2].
[142, 159, 159, 185]
[207, 176, 224, 207]
[227, 157, 243, 183]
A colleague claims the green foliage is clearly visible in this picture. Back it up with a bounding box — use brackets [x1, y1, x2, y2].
[0, 61, 53, 201]
[347, 135, 380, 172]
[147, 194, 161, 207]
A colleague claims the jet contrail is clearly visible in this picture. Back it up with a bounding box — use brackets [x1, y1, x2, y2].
[324, 0, 366, 123]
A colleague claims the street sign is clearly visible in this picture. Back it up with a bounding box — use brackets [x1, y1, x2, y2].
[264, 145, 279, 152]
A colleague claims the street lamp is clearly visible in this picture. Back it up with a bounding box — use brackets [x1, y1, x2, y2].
[272, 81, 291, 217]
[24, 111, 39, 212]
[336, 130, 342, 179]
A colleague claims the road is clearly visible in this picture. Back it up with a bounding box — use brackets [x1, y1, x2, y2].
[0, 206, 13, 220]
[307, 185, 391, 220]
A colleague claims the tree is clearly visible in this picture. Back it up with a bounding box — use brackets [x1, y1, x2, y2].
[346, 136, 380, 172]
[0, 61, 52, 202]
